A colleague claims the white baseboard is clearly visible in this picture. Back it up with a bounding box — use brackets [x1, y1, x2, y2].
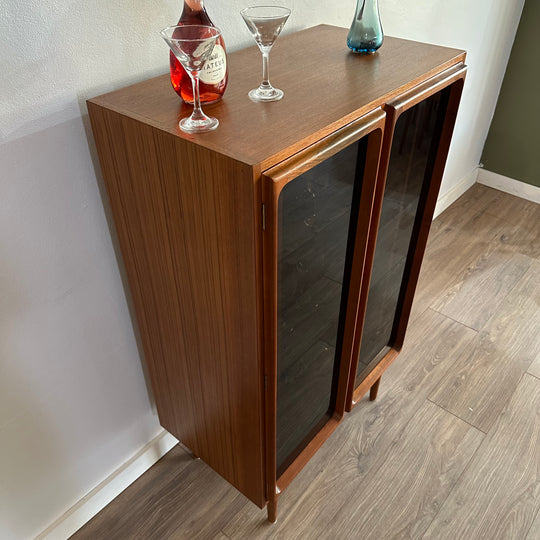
[433, 167, 479, 219]
[477, 168, 540, 204]
[36, 430, 178, 540]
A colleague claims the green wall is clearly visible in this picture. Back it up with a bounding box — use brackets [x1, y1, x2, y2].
[482, 0, 540, 187]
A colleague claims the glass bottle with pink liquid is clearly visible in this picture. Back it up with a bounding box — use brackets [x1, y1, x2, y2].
[170, 0, 228, 104]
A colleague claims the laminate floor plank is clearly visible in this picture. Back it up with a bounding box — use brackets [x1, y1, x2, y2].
[435, 182, 501, 225]
[171, 531, 232, 540]
[481, 184, 540, 226]
[525, 508, 540, 539]
[430, 259, 540, 432]
[423, 374, 540, 540]
[380, 308, 477, 396]
[70, 445, 246, 540]
[427, 185, 538, 269]
[327, 401, 483, 540]
[431, 250, 530, 330]
[473, 185, 540, 259]
[409, 206, 519, 323]
[212, 533, 231, 540]
[411, 185, 538, 327]
[522, 263, 540, 379]
[428, 189, 538, 332]
[273, 401, 482, 540]
[494, 198, 540, 260]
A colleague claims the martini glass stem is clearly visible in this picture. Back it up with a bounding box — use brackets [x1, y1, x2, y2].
[189, 71, 206, 122]
[261, 48, 272, 91]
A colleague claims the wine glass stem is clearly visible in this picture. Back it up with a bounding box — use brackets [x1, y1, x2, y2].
[261, 49, 272, 90]
[190, 71, 206, 122]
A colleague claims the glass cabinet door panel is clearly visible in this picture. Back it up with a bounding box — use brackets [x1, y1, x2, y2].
[276, 138, 367, 474]
[356, 87, 451, 385]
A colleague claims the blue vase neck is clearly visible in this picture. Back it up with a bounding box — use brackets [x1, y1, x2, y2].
[347, 0, 384, 54]
[354, 0, 379, 19]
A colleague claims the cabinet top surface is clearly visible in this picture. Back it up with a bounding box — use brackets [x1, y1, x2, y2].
[88, 25, 465, 169]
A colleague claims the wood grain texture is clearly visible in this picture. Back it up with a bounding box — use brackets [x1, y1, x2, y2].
[487, 206, 540, 262]
[352, 305, 477, 405]
[209, 533, 231, 540]
[328, 401, 483, 540]
[70, 445, 246, 540]
[88, 25, 465, 170]
[432, 250, 530, 330]
[430, 260, 540, 433]
[480, 184, 540, 254]
[430, 182, 502, 229]
[410, 189, 536, 323]
[87, 104, 265, 506]
[526, 508, 540, 539]
[270, 400, 482, 540]
[424, 374, 540, 540]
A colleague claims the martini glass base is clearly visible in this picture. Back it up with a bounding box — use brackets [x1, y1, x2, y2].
[179, 116, 219, 134]
[248, 87, 284, 102]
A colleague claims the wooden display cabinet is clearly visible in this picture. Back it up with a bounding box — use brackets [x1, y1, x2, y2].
[88, 25, 466, 522]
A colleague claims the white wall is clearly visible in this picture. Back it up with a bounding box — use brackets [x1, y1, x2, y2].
[0, 1, 524, 538]
[379, 0, 525, 197]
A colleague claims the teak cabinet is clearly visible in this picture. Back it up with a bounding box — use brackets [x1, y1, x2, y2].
[88, 25, 466, 522]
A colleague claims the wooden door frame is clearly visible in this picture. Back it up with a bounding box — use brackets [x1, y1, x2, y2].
[346, 63, 467, 411]
[261, 109, 386, 520]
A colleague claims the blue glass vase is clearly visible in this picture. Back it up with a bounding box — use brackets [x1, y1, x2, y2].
[347, 0, 384, 54]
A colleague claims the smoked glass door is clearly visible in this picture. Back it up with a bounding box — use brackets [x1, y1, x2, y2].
[276, 139, 365, 474]
[263, 112, 385, 478]
[352, 72, 465, 392]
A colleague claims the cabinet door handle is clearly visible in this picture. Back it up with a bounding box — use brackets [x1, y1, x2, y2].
[263, 107, 386, 190]
[386, 63, 467, 115]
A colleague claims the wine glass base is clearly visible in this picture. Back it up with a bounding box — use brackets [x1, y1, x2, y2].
[179, 116, 219, 134]
[248, 87, 284, 102]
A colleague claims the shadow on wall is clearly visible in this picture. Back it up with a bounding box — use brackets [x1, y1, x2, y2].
[0, 114, 161, 538]
[78, 98, 157, 414]
[0, 253, 73, 537]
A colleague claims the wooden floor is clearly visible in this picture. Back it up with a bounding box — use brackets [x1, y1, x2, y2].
[71, 184, 540, 540]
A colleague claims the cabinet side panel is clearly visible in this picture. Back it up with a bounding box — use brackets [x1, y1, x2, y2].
[88, 103, 265, 506]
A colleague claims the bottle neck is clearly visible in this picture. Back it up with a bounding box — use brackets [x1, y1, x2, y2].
[183, 0, 204, 12]
[180, 0, 213, 27]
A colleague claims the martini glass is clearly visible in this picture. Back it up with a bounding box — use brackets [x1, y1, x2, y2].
[240, 6, 291, 102]
[161, 25, 221, 133]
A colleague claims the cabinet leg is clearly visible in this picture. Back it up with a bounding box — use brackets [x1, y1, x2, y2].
[370, 377, 382, 401]
[267, 498, 278, 523]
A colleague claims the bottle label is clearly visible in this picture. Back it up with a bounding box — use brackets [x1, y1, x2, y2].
[200, 45, 227, 85]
